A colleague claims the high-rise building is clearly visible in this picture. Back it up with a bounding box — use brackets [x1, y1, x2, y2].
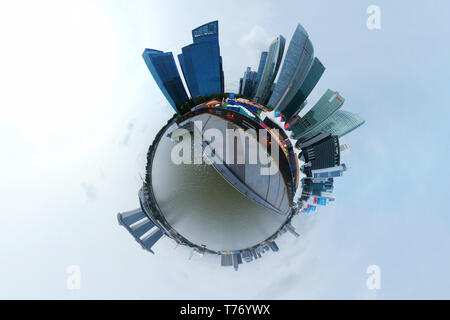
[300, 177, 334, 200]
[221, 254, 233, 267]
[253, 51, 268, 97]
[117, 207, 164, 254]
[268, 24, 314, 110]
[238, 78, 243, 95]
[291, 89, 345, 141]
[241, 67, 258, 98]
[268, 241, 279, 252]
[241, 250, 253, 263]
[295, 109, 364, 146]
[254, 35, 285, 105]
[280, 57, 325, 121]
[142, 49, 189, 113]
[232, 253, 242, 271]
[178, 21, 224, 98]
[311, 164, 347, 182]
[298, 133, 340, 170]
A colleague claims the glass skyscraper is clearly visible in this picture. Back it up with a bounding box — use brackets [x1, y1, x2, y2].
[291, 89, 345, 141]
[296, 110, 365, 144]
[241, 67, 258, 98]
[311, 164, 347, 182]
[254, 35, 285, 105]
[280, 57, 325, 121]
[253, 51, 268, 97]
[142, 49, 189, 113]
[238, 77, 243, 95]
[178, 21, 224, 98]
[298, 134, 340, 170]
[268, 24, 314, 110]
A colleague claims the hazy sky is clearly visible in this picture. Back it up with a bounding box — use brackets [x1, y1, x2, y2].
[0, 0, 449, 299]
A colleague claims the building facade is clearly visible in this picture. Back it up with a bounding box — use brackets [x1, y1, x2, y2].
[178, 21, 224, 98]
[238, 77, 243, 95]
[241, 67, 258, 98]
[311, 164, 347, 182]
[280, 57, 325, 121]
[290, 89, 345, 141]
[298, 133, 340, 170]
[295, 109, 365, 146]
[300, 177, 334, 199]
[142, 49, 189, 113]
[253, 51, 268, 97]
[268, 24, 314, 110]
[254, 35, 285, 105]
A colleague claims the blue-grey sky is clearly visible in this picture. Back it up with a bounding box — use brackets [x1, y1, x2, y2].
[0, 0, 449, 299]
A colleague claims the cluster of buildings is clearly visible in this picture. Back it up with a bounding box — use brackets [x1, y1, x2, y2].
[238, 24, 364, 143]
[220, 223, 300, 271]
[142, 21, 224, 113]
[118, 21, 365, 270]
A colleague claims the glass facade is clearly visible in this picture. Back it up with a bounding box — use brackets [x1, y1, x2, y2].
[178, 21, 224, 98]
[311, 164, 347, 181]
[238, 77, 243, 95]
[297, 110, 365, 143]
[254, 35, 285, 105]
[241, 67, 258, 98]
[142, 49, 189, 113]
[291, 89, 345, 141]
[300, 135, 340, 170]
[280, 57, 325, 121]
[268, 24, 314, 110]
[253, 51, 268, 97]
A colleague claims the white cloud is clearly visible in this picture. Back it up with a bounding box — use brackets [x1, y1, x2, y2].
[81, 183, 97, 202]
[239, 25, 273, 69]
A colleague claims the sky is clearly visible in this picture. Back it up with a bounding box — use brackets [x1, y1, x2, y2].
[0, 0, 449, 299]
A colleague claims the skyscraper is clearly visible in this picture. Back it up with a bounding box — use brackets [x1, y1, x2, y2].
[301, 177, 334, 198]
[298, 133, 340, 170]
[241, 67, 258, 98]
[268, 24, 314, 110]
[178, 21, 224, 98]
[253, 51, 268, 97]
[117, 200, 165, 254]
[254, 35, 285, 105]
[295, 110, 364, 147]
[238, 77, 243, 95]
[142, 49, 189, 113]
[310, 164, 347, 182]
[290, 89, 345, 141]
[317, 110, 365, 137]
[280, 57, 325, 121]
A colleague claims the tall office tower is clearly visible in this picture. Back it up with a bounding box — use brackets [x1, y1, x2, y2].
[254, 35, 285, 105]
[253, 51, 268, 97]
[290, 89, 345, 142]
[301, 177, 334, 198]
[311, 164, 347, 182]
[238, 78, 243, 95]
[241, 67, 258, 98]
[142, 49, 189, 113]
[280, 57, 325, 121]
[295, 109, 365, 147]
[298, 133, 340, 170]
[268, 24, 314, 110]
[117, 209, 164, 253]
[219, 56, 224, 93]
[178, 21, 224, 98]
